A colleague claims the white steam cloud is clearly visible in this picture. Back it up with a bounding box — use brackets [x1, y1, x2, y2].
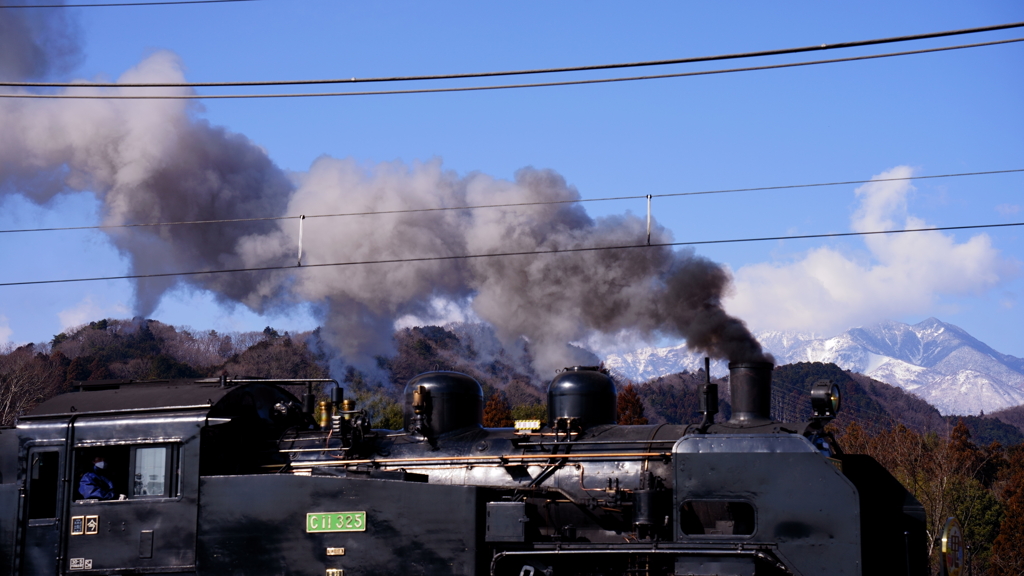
[725, 166, 1016, 335]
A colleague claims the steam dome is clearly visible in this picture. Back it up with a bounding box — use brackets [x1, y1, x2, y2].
[403, 371, 483, 436]
[547, 366, 616, 429]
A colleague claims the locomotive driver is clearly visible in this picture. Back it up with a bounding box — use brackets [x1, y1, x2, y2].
[79, 456, 126, 501]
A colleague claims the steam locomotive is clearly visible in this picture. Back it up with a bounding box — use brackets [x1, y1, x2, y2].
[1, 361, 927, 576]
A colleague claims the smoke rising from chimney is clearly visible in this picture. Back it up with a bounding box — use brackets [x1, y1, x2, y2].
[0, 14, 770, 376]
[231, 158, 770, 372]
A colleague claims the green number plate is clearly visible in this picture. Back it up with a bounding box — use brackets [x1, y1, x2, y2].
[306, 511, 366, 533]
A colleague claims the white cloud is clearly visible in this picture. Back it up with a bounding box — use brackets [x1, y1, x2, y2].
[58, 296, 130, 331]
[996, 203, 1021, 216]
[725, 166, 1018, 335]
[0, 315, 12, 345]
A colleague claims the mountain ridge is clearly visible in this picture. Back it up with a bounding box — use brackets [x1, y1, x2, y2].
[605, 318, 1024, 416]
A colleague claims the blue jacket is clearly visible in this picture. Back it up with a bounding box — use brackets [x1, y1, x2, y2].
[79, 468, 115, 500]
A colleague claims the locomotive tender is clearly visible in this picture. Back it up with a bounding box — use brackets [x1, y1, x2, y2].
[0, 362, 928, 576]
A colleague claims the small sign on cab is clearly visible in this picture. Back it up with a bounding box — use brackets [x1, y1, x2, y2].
[306, 511, 367, 533]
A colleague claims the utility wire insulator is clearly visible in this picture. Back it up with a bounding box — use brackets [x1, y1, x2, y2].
[646, 195, 652, 246]
[297, 215, 305, 266]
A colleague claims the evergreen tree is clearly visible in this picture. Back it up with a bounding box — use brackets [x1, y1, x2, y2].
[617, 383, 648, 425]
[483, 391, 514, 428]
[510, 404, 547, 422]
[990, 447, 1024, 575]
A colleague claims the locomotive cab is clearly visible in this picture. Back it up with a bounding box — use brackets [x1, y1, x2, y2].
[3, 378, 311, 575]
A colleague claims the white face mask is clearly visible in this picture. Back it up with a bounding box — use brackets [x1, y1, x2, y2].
[94, 461, 105, 469]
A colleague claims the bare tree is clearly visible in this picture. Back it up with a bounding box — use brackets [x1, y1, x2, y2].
[157, 325, 232, 368]
[220, 337, 328, 380]
[228, 331, 266, 353]
[0, 344, 66, 426]
[840, 421, 1004, 574]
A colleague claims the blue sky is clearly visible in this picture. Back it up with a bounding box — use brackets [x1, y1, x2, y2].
[1, 0, 1022, 357]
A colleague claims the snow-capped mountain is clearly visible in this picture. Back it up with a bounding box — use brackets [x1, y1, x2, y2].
[603, 347, 731, 383]
[604, 318, 1024, 416]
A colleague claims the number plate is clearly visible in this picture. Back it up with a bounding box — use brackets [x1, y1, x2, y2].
[306, 511, 366, 533]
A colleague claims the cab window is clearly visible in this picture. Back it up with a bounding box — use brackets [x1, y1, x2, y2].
[132, 445, 173, 497]
[680, 500, 756, 536]
[75, 444, 178, 501]
[28, 450, 60, 519]
[75, 446, 128, 500]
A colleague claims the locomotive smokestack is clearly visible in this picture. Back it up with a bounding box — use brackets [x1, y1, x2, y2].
[727, 361, 774, 426]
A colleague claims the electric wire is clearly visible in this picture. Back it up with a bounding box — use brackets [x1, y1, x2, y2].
[2, 168, 1019, 235]
[0, 0, 257, 7]
[0, 12, 1008, 430]
[3, 20, 1022, 86]
[2, 37, 1022, 100]
[771, 381, 899, 427]
[772, 378, 965, 437]
[2, 221, 1021, 287]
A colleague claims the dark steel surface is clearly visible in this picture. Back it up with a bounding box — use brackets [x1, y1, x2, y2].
[485, 502, 527, 542]
[0, 428, 17, 482]
[20, 445, 65, 576]
[489, 545, 785, 576]
[23, 382, 230, 419]
[197, 474, 482, 576]
[674, 434, 862, 576]
[0, 483, 16, 575]
[546, 366, 616, 428]
[674, 556, 755, 576]
[726, 362, 774, 426]
[65, 413, 204, 574]
[22, 519, 59, 576]
[402, 371, 484, 436]
[841, 455, 929, 576]
[8, 382, 304, 576]
[0, 428, 17, 576]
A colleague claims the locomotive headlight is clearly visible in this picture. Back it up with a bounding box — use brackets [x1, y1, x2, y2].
[810, 380, 841, 419]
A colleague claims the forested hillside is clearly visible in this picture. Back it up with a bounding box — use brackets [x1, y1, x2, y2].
[0, 319, 328, 426]
[4, 319, 1024, 441]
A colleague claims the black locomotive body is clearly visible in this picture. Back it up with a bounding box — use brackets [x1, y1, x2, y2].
[0, 363, 928, 576]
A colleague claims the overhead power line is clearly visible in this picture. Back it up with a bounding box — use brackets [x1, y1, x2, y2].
[1, 168, 1019, 235]
[4, 37, 1020, 100]
[3, 20, 1022, 87]
[2, 221, 1021, 287]
[0, 0, 257, 8]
